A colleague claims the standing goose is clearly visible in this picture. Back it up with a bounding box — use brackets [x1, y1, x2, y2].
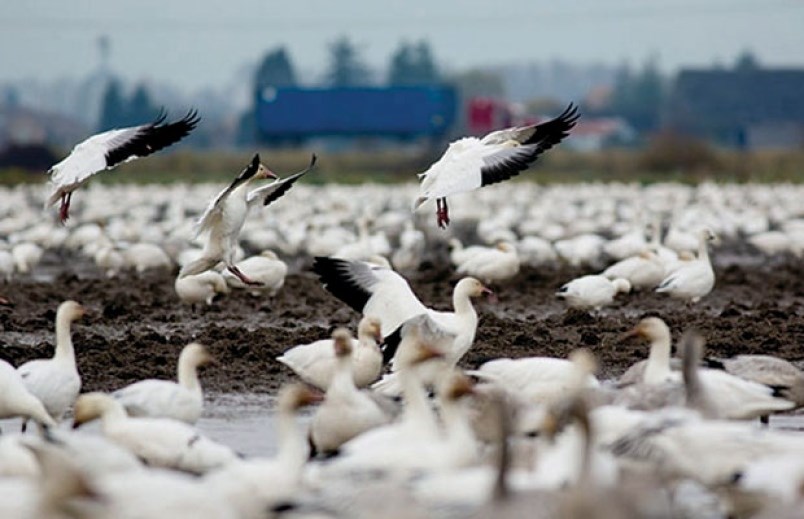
[414, 104, 579, 228]
[180, 153, 315, 284]
[309, 329, 391, 455]
[46, 110, 199, 223]
[277, 316, 384, 390]
[656, 228, 717, 303]
[620, 317, 795, 420]
[73, 392, 237, 475]
[17, 300, 85, 428]
[703, 354, 804, 412]
[111, 343, 215, 424]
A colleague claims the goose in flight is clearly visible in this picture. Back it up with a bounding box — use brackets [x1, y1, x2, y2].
[414, 104, 579, 228]
[180, 153, 315, 285]
[46, 110, 200, 223]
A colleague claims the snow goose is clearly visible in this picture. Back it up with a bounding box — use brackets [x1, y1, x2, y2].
[556, 275, 631, 310]
[414, 104, 578, 228]
[456, 242, 520, 283]
[17, 300, 85, 427]
[621, 318, 795, 420]
[391, 221, 425, 271]
[180, 153, 314, 284]
[174, 270, 229, 307]
[111, 343, 214, 424]
[0, 360, 56, 429]
[277, 316, 383, 390]
[73, 392, 237, 475]
[703, 354, 804, 411]
[601, 250, 665, 290]
[222, 250, 287, 296]
[471, 349, 600, 406]
[312, 256, 493, 339]
[656, 228, 716, 303]
[310, 329, 391, 455]
[448, 238, 486, 267]
[46, 110, 199, 223]
[123, 242, 172, 273]
[11, 242, 43, 274]
[203, 384, 321, 519]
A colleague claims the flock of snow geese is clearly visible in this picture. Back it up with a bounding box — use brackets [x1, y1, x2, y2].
[0, 106, 803, 518]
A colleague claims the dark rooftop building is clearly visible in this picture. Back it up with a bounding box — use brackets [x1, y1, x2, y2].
[664, 69, 804, 149]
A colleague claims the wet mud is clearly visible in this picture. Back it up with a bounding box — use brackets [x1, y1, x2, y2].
[0, 249, 802, 395]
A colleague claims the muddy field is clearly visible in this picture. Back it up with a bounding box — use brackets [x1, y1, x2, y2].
[1, 247, 802, 396]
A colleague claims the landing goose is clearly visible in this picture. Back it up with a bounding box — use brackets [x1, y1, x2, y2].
[277, 316, 383, 390]
[414, 104, 579, 228]
[17, 300, 85, 427]
[112, 343, 214, 424]
[180, 154, 314, 284]
[46, 110, 199, 223]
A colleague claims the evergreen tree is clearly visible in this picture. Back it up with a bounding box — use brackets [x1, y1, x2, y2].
[609, 58, 665, 133]
[326, 36, 370, 86]
[388, 40, 440, 85]
[734, 50, 760, 71]
[126, 83, 158, 126]
[97, 79, 126, 131]
[255, 47, 298, 92]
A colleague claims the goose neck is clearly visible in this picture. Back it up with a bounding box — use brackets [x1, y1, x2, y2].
[644, 333, 672, 384]
[54, 313, 76, 364]
[453, 290, 477, 318]
[275, 405, 307, 473]
[400, 365, 438, 435]
[697, 235, 710, 262]
[178, 360, 202, 395]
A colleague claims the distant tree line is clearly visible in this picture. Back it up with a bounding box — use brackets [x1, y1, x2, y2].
[98, 80, 160, 132]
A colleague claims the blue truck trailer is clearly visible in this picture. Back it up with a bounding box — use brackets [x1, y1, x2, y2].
[255, 85, 457, 143]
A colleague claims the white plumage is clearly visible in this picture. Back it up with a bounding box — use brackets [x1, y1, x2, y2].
[17, 300, 85, 424]
[46, 111, 199, 222]
[556, 274, 631, 310]
[112, 343, 214, 424]
[414, 105, 579, 228]
[656, 228, 716, 303]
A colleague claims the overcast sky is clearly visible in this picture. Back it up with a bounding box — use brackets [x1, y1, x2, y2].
[2, 0, 802, 92]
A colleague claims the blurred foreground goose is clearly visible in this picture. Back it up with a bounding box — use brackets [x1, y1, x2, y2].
[277, 316, 383, 390]
[414, 104, 579, 228]
[46, 110, 199, 223]
[17, 300, 85, 428]
[310, 329, 392, 455]
[180, 153, 315, 284]
[656, 228, 716, 303]
[0, 360, 56, 428]
[73, 392, 237, 474]
[203, 384, 321, 518]
[620, 317, 795, 420]
[112, 343, 214, 424]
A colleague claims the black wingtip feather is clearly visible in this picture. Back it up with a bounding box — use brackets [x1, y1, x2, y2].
[380, 324, 403, 364]
[312, 257, 372, 314]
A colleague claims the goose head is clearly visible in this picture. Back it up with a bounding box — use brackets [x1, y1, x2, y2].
[455, 277, 494, 300]
[621, 317, 670, 344]
[277, 383, 323, 414]
[440, 371, 476, 402]
[259, 250, 280, 260]
[180, 342, 215, 369]
[251, 154, 278, 181]
[699, 228, 719, 245]
[72, 393, 119, 428]
[611, 278, 631, 294]
[332, 328, 354, 358]
[57, 300, 86, 323]
[357, 316, 383, 344]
